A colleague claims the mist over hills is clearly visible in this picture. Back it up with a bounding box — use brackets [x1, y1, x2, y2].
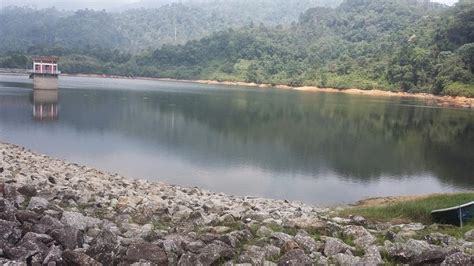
[0, 0, 459, 10]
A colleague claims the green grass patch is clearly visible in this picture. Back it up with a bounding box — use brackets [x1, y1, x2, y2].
[435, 222, 474, 239]
[339, 192, 474, 225]
[266, 224, 298, 236]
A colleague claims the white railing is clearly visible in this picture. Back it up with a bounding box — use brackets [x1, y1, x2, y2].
[28, 70, 61, 75]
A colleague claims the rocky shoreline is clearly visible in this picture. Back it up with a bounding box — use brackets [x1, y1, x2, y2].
[1, 141, 473, 265]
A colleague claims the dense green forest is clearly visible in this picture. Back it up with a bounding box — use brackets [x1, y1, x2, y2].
[0, 0, 473, 96]
[0, 0, 340, 52]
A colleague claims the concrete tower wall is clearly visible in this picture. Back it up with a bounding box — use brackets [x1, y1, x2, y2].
[33, 75, 58, 90]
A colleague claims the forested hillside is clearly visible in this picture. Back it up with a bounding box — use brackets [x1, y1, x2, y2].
[0, 0, 341, 53]
[0, 0, 473, 96]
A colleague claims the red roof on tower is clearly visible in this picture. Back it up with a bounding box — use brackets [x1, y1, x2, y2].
[32, 56, 60, 62]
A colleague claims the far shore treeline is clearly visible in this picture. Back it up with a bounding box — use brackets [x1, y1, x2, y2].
[0, 0, 473, 97]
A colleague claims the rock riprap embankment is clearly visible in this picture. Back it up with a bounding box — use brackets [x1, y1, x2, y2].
[0, 142, 473, 265]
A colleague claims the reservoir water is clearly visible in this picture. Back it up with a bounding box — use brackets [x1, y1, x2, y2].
[0, 74, 473, 205]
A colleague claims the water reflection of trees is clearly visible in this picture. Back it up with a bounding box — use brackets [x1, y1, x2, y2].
[56, 88, 474, 187]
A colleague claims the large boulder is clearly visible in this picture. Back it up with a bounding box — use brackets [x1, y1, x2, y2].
[464, 229, 474, 241]
[86, 229, 120, 264]
[50, 226, 84, 250]
[0, 198, 17, 222]
[277, 249, 312, 266]
[197, 240, 235, 265]
[61, 211, 101, 231]
[17, 185, 37, 197]
[0, 219, 22, 249]
[256, 226, 273, 238]
[63, 250, 102, 266]
[343, 225, 376, 249]
[4, 236, 49, 262]
[385, 239, 455, 264]
[410, 247, 460, 265]
[124, 241, 168, 265]
[441, 252, 474, 265]
[177, 252, 198, 266]
[270, 232, 293, 248]
[294, 233, 319, 253]
[43, 245, 63, 265]
[323, 237, 354, 257]
[237, 245, 266, 265]
[27, 197, 49, 212]
[15, 210, 40, 224]
[332, 253, 361, 265]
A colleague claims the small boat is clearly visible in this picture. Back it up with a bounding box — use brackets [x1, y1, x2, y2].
[431, 201, 474, 226]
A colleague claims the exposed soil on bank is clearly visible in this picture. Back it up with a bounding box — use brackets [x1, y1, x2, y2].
[59, 74, 474, 109]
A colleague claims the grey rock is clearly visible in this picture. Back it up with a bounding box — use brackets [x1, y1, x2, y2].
[43, 245, 63, 265]
[186, 241, 206, 253]
[177, 252, 198, 266]
[394, 230, 418, 243]
[15, 210, 40, 223]
[130, 260, 157, 266]
[256, 226, 273, 238]
[270, 232, 293, 247]
[17, 185, 37, 197]
[125, 241, 168, 265]
[294, 233, 318, 253]
[281, 240, 300, 254]
[464, 229, 474, 241]
[333, 253, 361, 265]
[63, 250, 102, 266]
[218, 214, 235, 225]
[27, 197, 49, 212]
[362, 245, 383, 265]
[39, 215, 64, 230]
[219, 233, 240, 248]
[61, 211, 101, 231]
[400, 223, 425, 231]
[277, 249, 312, 266]
[441, 252, 474, 265]
[264, 261, 278, 266]
[0, 219, 22, 249]
[198, 240, 235, 265]
[343, 225, 376, 249]
[48, 176, 57, 184]
[21, 232, 54, 245]
[0, 198, 17, 222]
[2, 184, 17, 199]
[238, 245, 266, 265]
[211, 226, 231, 234]
[385, 239, 431, 263]
[50, 226, 84, 250]
[86, 229, 119, 264]
[410, 247, 460, 264]
[350, 215, 367, 226]
[4, 239, 49, 262]
[324, 237, 354, 257]
[264, 245, 281, 259]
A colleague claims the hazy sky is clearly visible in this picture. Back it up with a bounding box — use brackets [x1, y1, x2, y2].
[0, 0, 460, 10]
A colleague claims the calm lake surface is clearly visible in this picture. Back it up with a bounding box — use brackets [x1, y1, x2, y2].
[0, 74, 473, 205]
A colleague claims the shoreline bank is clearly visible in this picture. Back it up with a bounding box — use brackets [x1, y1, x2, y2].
[60, 73, 474, 109]
[2, 71, 472, 109]
[1, 141, 474, 264]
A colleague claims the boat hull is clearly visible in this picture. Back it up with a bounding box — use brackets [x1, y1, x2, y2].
[431, 202, 474, 226]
